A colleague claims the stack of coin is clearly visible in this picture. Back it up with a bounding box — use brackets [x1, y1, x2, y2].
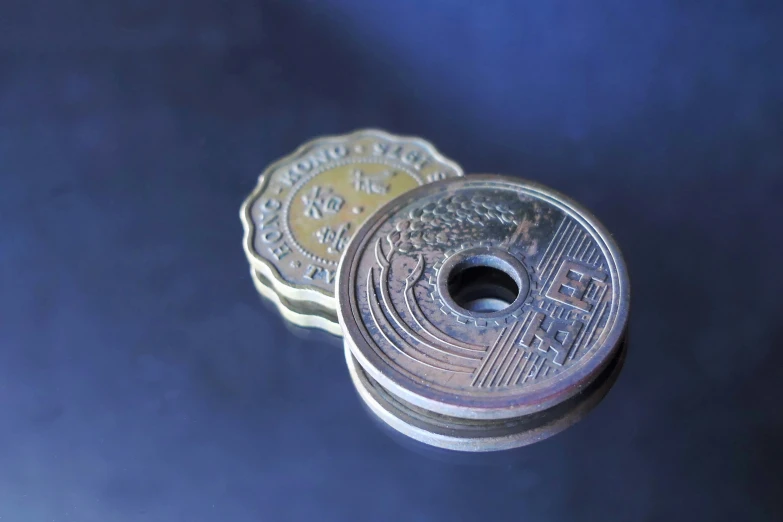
[241, 134, 630, 452]
[336, 176, 629, 451]
[240, 129, 464, 336]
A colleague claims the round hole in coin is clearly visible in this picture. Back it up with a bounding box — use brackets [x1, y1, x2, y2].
[446, 255, 520, 314]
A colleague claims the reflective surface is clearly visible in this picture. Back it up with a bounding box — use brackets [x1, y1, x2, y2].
[2, 1, 782, 520]
[250, 269, 341, 337]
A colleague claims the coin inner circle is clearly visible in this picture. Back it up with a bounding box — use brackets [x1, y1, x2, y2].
[448, 263, 518, 313]
[437, 247, 530, 319]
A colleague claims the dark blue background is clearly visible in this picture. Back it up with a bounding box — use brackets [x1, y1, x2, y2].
[2, 1, 782, 520]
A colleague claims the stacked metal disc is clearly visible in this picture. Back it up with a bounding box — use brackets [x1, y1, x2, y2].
[240, 129, 464, 336]
[241, 131, 630, 452]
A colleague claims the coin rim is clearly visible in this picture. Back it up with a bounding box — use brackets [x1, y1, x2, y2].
[250, 268, 342, 337]
[337, 174, 630, 420]
[240, 129, 464, 310]
[344, 336, 627, 452]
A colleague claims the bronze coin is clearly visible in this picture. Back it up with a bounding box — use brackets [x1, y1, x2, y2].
[344, 335, 626, 451]
[337, 175, 630, 424]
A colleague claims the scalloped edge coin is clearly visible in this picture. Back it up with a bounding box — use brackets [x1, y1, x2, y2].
[240, 129, 463, 311]
[250, 268, 341, 337]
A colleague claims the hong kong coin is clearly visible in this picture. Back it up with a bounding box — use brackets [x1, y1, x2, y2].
[240, 129, 463, 311]
[337, 175, 629, 446]
[249, 269, 341, 337]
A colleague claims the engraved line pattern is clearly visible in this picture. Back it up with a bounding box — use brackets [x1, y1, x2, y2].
[500, 321, 532, 385]
[475, 322, 522, 387]
[473, 310, 535, 388]
[572, 234, 588, 260]
[406, 293, 487, 354]
[535, 357, 546, 378]
[473, 316, 529, 387]
[536, 215, 606, 310]
[485, 317, 529, 388]
[503, 350, 526, 386]
[366, 269, 469, 373]
[490, 336, 524, 386]
[512, 351, 534, 385]
[567, 231, 586, 259]
[373, 243, 481, 366]
[470, 326, 510, 386]
[574, 235, 590, 260]
[509, 351, 532, 385]
[521, 354, 541, 384]
[498, 349, 522, 387]
[570, 299, 609, 362]
[541, 223, 580, 291]
[537, 217, 568, 271]
[486, 340, 516, 388]
[567, 284, 608, 361]
[538, 219, 575, 283]
[464, 212, 612, 386]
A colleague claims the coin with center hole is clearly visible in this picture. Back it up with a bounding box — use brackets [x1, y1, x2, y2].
[240, 129, 463, 311]
[337, 175, 630, 435]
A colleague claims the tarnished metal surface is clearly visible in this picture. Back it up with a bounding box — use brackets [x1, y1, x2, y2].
[240, 129, 463, 311]
[249, 269, 341, 337]
[337, 176, 630, 435]
[345, 336, 626, 452]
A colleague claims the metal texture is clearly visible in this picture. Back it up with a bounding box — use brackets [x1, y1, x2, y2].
[337, 175, 630, 423]
[345, 336, 626, 452]
[250, 268, 341, 337]
[240, 129, 463, 311]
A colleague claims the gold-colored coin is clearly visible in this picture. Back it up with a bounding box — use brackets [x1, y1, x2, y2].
[249, 268, 341, 337]
[240, 129, 463, 310]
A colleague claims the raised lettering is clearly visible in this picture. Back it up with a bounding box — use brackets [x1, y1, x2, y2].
[330, 145, 348, 159]
[404, 150, 429, 170]
[278, 169, 301, 187]
[309, 149, 330, 168]
[546, 259, 606, 312]
[293, 160, 312, 175]
[519, 311, 582, 366]
[426, 171, 447, 183]
[315, 223, 351, 254]
[261, 229, 282, 243]
[259, 212, 278, 229]
[270, 242, 291, 260]
[260, 198, 281, 212]
[372, 142, 389, 156]
[257, 198, 283, 244]
[303, 264, 336, 283]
